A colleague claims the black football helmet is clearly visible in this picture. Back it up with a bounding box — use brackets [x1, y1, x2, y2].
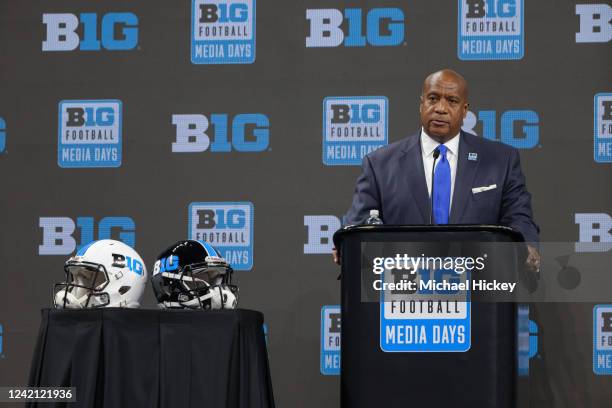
[151, 240, 237, 309]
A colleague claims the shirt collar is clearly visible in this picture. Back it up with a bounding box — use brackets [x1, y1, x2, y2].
[420, 127, 460, 157]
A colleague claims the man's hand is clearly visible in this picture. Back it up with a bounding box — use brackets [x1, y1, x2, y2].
[332, 247, 341, 265]
[526, 244, 540, 274]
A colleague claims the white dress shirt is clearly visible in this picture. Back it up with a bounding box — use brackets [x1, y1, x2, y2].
[421, 128, 460, 209]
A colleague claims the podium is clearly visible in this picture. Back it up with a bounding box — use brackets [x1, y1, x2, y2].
[333, 225, 526, 408]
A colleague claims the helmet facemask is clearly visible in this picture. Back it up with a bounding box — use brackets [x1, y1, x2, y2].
[54, 261, 111, 309]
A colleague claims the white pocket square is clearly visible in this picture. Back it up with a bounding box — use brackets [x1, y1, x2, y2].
[472, 184, 497, 194]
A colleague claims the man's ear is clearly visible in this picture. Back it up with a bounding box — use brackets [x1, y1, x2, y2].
[462, 102, 469, 118]
[419, 96, 424, 113]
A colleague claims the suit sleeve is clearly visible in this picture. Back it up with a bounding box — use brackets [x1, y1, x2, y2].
[343, 155, 381, 226]
[499, 148, 540, 243]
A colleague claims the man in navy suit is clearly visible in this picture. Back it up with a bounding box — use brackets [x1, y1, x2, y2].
[336, 69, 540, 270]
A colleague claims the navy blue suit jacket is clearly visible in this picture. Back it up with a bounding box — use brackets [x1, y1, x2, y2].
[344, 131, 540, 243]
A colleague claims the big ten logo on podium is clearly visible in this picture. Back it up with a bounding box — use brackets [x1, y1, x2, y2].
[576, 4, 612, 43]
[306, 7, 404, 47]
[593, 305, 612, 375]
[462, 109, 539, 149]
[458, 0, 524, 60]
[58, 100, 122, 168]
[321, 305, 341, 375]
[323, 97, 388, 166]
[575, 213, 612, 253]
[594, 93, 612, 163]
[304, 215, 341, 254]
[188, 202, 254, 270]
[171, 113, 269, 153]
[191, 0, 255, 64]
[42, 12, 138, 51]
[38, 217, 135, 255]
[0, 117, 5, 153]
[380, 265, 471, 352]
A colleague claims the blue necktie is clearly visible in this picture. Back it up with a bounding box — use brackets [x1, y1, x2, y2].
[433, 144, 451, 224]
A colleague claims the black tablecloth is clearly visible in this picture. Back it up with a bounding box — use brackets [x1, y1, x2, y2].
[27, 309, 275, 408]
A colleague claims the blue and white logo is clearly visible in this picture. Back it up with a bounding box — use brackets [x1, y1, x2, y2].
[306, 8, 404, 47]
[0, 117, 5, 153]
[595, 93, 612, 163]
[380, 266, 471, 352]
[189, 202, 254, 270]
[594, 305, 612, 375]
[304, 215, 342, 254]
[462, 109, 539, 149]
[323, 97, 388, 165]
[172, 113, 269, 152]
[39, 216, 135, 255]
[458, 0, 524, 60]
[191, 0, 255, 64]
[576, 4, 612, 43]
[321, 305, 341, 375]
[575, 213, 612, 253]
[42, 12, 138, 51]
[58, 100, 122, 168]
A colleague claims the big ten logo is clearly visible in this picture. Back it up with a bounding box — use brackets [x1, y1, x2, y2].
[188, 202, 254, 270]
[191, 0, 255, 64]
[38, 217, 135, 255]
[380, 266, 470, 352]
[153, 255, 179, 274]
[517, 305, 538, 375]
[458, 0, 524, 60]
[593, 305, 612, 375]
[304, 216, 341, 254]
[320, 305, 341, 375]
[172, 114, 269, 153]
[594, 93, 612, 163]
[0, 117, 5, 153]
[110, 253, 144, 276]
[462, 110, 539, 149]
[42, 12, 138, 51]
[58, 100, 122, 168]
[323, 97, 388, 165]
[575, 213, 612, 253]
[306, 8, 404, 48]
[576, 4, 612, 43]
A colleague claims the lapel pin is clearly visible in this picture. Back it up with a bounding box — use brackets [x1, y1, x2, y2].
[468, 152, 478, 161]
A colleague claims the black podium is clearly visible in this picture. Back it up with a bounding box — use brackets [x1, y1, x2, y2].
[333, 225, 525, 408]
[28, 308, 275, 408]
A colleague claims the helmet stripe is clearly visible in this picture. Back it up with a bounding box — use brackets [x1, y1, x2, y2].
[76, 240, 96, 256]
[198, 240, 218, 257]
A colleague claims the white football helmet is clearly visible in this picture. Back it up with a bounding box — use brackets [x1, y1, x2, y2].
[54, 239, 147, 309]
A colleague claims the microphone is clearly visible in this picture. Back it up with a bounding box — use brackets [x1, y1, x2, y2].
[430, 148, 441, 225]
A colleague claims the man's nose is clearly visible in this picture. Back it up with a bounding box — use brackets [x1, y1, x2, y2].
[434, 99, 449, 113]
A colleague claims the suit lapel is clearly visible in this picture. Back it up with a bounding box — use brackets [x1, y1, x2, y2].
[450, 131, 480, 223]
[398, 134, 430, 223]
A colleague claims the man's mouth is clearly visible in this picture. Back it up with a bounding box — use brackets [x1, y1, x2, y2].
[431, 119, 449, 127]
